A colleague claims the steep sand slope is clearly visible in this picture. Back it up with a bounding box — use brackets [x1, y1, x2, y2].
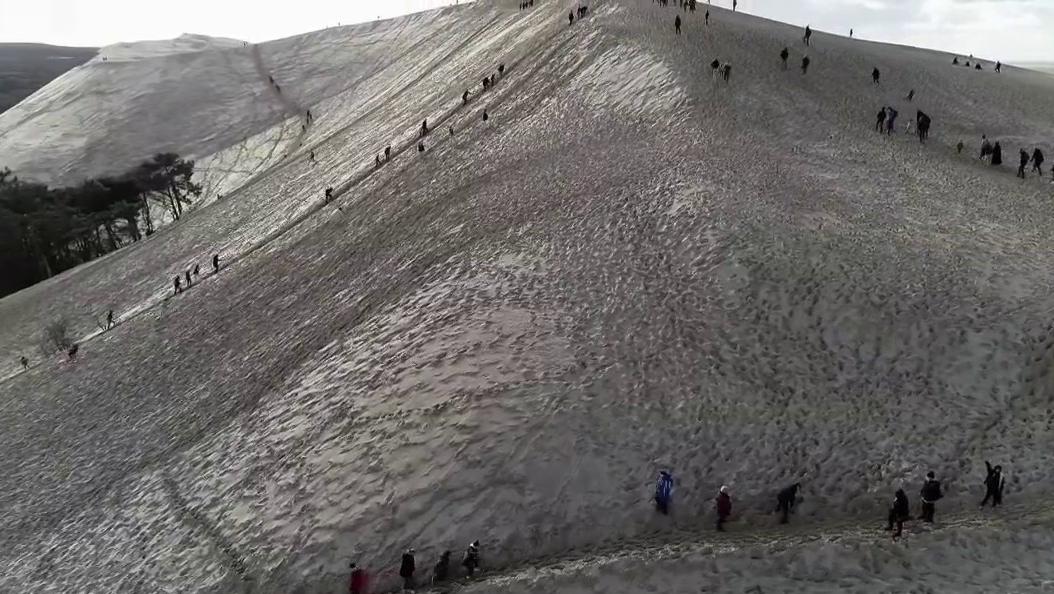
[2, 0, 1054, 592]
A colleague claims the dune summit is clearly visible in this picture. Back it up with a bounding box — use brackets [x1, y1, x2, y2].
[2, 0, 1054, 592]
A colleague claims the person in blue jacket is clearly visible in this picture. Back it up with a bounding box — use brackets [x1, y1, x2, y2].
[655, 470, 674, 515]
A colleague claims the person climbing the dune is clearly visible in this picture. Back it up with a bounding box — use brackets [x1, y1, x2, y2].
[916, 111, 930, 142]
[980, 460, 1005, 507]
[776, 482, 801, 524]
[716, 485, 732, 531]
[432, 551, 451, 585]
[482, 109, 489, 122]
[801, 55, 810, 74]
[803, 25, 812, 46]
[462, 540, 481, 578]
[886, 488, 911, 538]
[193, 264, 200, 277]
[309, 150, 316, 163]
[375, 155, 382, 168]
[67, 343, 79, 361]
[385, 145, 392, 161]
[325, 187, 334, 202]
[184, 270, 192, 288]
[448, 125, 455, 136]
[399, 548, 416, 591]
[957, 140, 965, 154]
[106, 309, 115, 329]
[906, 89, 915, 102]
[569, 10, 575, 26]
[462, 90, 470, 105]
[655, 470, 674, 514]
[20, 355, 28, 370]
[991, 142, 1003, 166]
[995, 61, 1002, 73]
[417, 141, 425, 153]
[420, 119, 429, 138]
[498, 63, 505, 76]
[212, 253, 220, 272]
[780, 47, 789, 70]
[975, 63, 982, 70]
[872, 67, 881, 84]
[710, 59, 721, 81]
[482, 76, 490, 91]
[349, 562, 369, 594]
[675, 15, 682, 35]
[875, 107, 887, 132]
[722, 63, 732, 82]
[1031, 147, 1045, 176]
[920, 471, 943, 523]
[952, 56, 960, 65]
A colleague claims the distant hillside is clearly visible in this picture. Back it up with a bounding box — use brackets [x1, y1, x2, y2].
[0, 43, 96, 114]
[1020, 62, 1054, 75]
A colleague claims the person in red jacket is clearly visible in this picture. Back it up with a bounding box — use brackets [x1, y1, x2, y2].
[349, 562, 368, 594]
[716, 486, 732, 531]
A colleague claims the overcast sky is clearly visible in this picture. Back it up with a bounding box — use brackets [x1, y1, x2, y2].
[0, 0, 1050, 61]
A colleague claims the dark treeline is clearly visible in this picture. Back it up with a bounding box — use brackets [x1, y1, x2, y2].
[0, 153, 200, 298]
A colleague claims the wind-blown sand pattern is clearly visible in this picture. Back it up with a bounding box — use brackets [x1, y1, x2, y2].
[2, 0, 1054, 592]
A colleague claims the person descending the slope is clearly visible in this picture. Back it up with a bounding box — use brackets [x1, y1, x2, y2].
[916, 110, 930, 142]
[20, 355, 28, 370]
[780, 47, 789, 70]
[803, 25, 812, 46]
[462, 540, 481, 578]
[399, 548, 416, 592]
[776, 482, 801, 524]
[872, 67, 881, 84]
[716, 485, 732, 531]
[801, 55, 811, 74]
[875, 107, 887, 132]
[655, 470, 674, 514]
[1031, 147, 1045, 176]
[349, 562, 369, 594]
[705, 9, 710, 25]
[1018, 149, 1030, 178]
[980, 135, 992, 161]
[885, 107, 898, 135]
[432, 551, 451, 585]
[886, 488, 911, 538]
[957, 140, 965, 154]
[710, 59, 721, 81]
[920, 471, 943, 523]
[981, 461, 1005, 506]
[991, 142, 1003, 166]
[675, 15, 682, 35]
[995, 61, 1002, 73]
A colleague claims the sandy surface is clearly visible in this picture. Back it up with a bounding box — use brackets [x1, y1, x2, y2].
[2, 0, 1054, 592]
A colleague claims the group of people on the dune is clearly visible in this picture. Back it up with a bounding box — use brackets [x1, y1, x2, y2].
[173, 253, 222, 295]
[655, 460, 1006, 540]
[978, 135, 1048, 181]
[347, 540, 481, 593]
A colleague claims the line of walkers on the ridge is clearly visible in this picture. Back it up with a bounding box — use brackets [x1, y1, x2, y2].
[654, 460, 1007, 540]
[348, 540, 481, 593]
[173, 253, 222, 295]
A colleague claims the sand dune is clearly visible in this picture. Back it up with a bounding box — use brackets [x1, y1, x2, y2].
[2, 0, 1054, 592]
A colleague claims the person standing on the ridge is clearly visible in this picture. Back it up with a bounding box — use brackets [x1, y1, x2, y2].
[981, 461, 1005, 507]
[432, 551, 451, 585]
[212, 253, 220, 272]
[920, 471, 943, 523]
[655, 470, 674, 514]
[349, 562, 369, 594]
[872, 67, 881, 84]
[886, 488, 911, 538]
[173, 275, 181, 294]
[776, 482, 801, 524]
[675, 15, 682, 35]
[716, 486, 732, 531]
[1031, 147, 1045, 176]
[1018, 148, 1030, 178]
[732, 0, 737, 11]
[399, 548, 416, 592]
[801, 55, 811, 74]
[995, 61, 1002, 72]
[803, 25, 812, 46]
[875, 107, 887, 132]
[462, 540, 481, 578]
[991, 142, 1003, 166]
[780, 47, 789, 69]
[850, 28, 853, 38]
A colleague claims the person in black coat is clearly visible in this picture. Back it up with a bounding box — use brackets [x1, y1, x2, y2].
[432, 551, 451, 585]
[1018, 149, 1030, 178]
[462, 540, 481, 578]
[886, 488, 910, 538]
[776, 482, 801, 524]
[399, 548, 416, 591]
[780, 47, 789, 69]
[991, 142, 1003, 166]
[981, 461, 1005, 507]
[920, 472, 943, 523]
[1032, 148, 1045, 175]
